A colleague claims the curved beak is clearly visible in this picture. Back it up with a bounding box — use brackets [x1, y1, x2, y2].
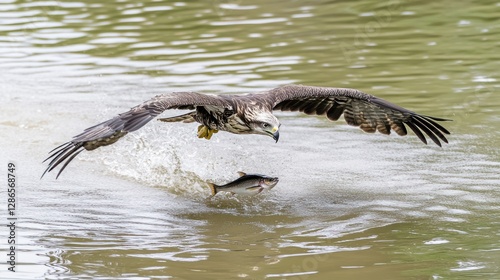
[272, 130, 279, 143]
[266, 126, 280, 143]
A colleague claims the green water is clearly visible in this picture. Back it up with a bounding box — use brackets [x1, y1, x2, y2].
[1, 0, 499, 279]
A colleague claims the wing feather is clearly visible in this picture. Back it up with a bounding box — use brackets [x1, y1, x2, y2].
[315, 98, 332, 115]
[264, 84, 450, 144]
[413, 115, 448, 144]
[303, 102, 317, 115]
[43, 92, 232, 178]
[326, 101, 346, 121]
[405, 122, 427, 145]
[288, 99, 306, 111]
[412, 117, 442, 146]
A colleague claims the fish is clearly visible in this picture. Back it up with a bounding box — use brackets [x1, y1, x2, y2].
[208, 171, 279, 197]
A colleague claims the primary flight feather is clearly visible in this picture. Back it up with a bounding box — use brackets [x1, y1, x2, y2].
[42, 84, 451, 178]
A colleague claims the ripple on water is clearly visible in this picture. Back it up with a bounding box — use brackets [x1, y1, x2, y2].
[450, 261, 486, 272]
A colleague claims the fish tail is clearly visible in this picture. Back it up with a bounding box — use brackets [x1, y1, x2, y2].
[208, 182, 218, 196]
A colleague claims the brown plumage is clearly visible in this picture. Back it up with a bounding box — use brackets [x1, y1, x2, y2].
[42, 84, 451, 178]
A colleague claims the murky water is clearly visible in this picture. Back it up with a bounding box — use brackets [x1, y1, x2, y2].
[1, 0, 499, 279]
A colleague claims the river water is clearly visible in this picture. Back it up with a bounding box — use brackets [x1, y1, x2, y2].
[1, 0, 499, 279]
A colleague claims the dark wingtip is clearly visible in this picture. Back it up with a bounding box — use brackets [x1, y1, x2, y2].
[404, 112, 452, 147]
[55, 149, 83, 179]
[43, 142, 72, 163]
[423, 115, 453, 122]
[40, 167, 49, 179]
[42, 142, 84, 179]
[405, 121, 428, 145]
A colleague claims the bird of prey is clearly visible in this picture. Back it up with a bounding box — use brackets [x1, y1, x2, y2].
[42, 84, 451, 178]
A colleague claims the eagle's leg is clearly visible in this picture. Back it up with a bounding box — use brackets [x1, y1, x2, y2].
[197, 125, 218, 140]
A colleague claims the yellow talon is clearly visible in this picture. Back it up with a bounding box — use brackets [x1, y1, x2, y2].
[207, 128, 218, 140]
[197, 125, 207, 138]
[197, 125, 218, 140]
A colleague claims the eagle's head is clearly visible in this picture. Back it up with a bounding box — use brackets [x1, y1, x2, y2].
[249, 111, 281, 142]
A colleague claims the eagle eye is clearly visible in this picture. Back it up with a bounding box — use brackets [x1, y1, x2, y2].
[261, 123, 270, 128]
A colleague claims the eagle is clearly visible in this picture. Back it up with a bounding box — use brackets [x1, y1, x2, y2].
[42, 84, 451, 178]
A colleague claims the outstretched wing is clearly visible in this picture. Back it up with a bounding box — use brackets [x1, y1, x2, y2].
[43, 92, 231, 178]
[266, 84, 450, 145]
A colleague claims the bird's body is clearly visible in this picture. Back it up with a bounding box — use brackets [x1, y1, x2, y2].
[159, 94, 277, 137]
[42, 85, 451, 178]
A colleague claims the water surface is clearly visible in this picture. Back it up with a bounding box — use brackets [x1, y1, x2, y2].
[1, 0, 499, 279]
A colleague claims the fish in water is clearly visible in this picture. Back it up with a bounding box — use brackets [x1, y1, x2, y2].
[208, 172, 279, 197]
